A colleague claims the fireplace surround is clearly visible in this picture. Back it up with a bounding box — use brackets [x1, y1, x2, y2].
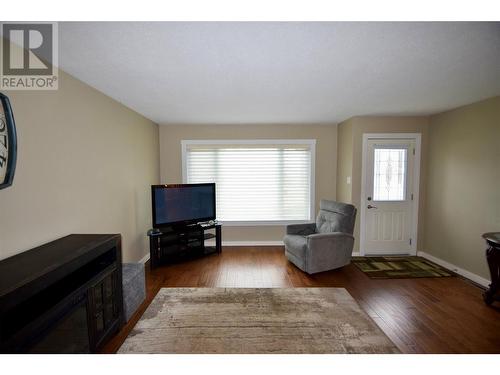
[0, 234, 124, 353]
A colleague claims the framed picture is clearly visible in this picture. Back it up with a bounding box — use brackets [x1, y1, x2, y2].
[0, 93, 17, 190]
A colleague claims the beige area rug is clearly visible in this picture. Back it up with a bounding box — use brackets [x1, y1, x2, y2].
[118, 288, 399, 354]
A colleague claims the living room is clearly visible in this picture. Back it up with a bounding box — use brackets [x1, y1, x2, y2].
[1, 1, 499, 373]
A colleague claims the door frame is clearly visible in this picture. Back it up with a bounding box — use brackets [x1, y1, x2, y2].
[359, 133, 422, 256]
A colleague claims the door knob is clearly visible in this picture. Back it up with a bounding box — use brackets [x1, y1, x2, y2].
[367, 204, 378, 209]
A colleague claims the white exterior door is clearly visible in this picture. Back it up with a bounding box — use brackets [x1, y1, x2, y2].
[361, 137, 418, 255]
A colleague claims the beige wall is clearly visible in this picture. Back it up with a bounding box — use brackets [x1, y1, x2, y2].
[159, 124, 337, 242]
[336, 118, 354, 204]
[337, 116, 430, 252]
[0, 70, 160, 262]
[424, 96, 500, 279]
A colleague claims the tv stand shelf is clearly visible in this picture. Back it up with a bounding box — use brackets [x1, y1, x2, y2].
[147, 223, 221, 269]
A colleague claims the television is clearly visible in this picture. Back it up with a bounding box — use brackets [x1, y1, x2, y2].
[151, 183, 216, 228]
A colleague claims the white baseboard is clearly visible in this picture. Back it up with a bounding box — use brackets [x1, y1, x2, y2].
[352, 252, 360, 257]
[138, 253, 150, 264]
[206, 240, 284, 246]
[417, 251, 490, 288]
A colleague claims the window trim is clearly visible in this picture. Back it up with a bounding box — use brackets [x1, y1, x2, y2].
[181, 139, 316, 226]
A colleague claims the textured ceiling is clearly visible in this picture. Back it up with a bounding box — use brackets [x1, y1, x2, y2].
[58, 22, 500, 124]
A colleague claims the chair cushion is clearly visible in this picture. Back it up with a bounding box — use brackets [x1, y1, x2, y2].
[283, 234, 308, 259]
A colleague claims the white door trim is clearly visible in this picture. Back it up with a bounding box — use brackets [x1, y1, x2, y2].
[359, 133, 422, 256]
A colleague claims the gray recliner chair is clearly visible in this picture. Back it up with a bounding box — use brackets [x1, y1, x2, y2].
[284, 200, 357, 274]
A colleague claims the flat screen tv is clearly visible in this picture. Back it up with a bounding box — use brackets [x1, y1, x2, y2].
[151, 183, 216, 228]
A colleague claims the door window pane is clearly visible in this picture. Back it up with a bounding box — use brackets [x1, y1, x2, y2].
[373, 148, 407, 201]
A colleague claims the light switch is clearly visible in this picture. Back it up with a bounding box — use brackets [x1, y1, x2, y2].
[347, 176, 351, 185]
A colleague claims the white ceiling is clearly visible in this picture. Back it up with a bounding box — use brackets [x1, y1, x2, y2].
[58, 22, 500, 125]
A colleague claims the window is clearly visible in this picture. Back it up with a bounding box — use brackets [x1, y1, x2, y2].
[182, 140, 315, 224]
[373, 148, 407, 201]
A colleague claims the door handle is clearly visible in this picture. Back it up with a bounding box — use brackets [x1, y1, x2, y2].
[367, 204, 378, 209]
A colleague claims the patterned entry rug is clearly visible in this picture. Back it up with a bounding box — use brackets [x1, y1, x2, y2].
[118, 288, 399, 354]
[352, 256, 454, 279]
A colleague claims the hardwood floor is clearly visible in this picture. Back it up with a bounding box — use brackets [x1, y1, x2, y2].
[102, 246, 500, 354]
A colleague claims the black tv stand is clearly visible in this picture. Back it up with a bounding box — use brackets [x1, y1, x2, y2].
[147, 223, 222, 269]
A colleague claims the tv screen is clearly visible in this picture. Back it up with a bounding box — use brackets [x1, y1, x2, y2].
[152, 183, 216, 228]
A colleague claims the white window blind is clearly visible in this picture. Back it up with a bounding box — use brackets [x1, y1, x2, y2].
[183, 140, 315, 223]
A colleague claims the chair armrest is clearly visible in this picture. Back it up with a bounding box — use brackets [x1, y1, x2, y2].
[304, 232, 355, 273]
[286, 223, 316, 235]
[307, 232, 354, 241]
[307, 232, 355, 250]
